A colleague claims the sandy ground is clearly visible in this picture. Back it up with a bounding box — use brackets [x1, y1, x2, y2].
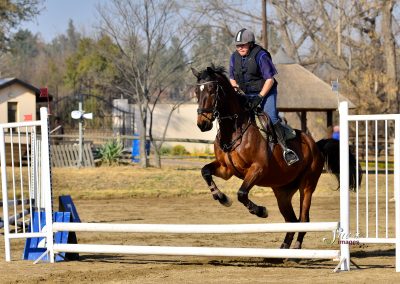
[1, 187, 400, 284]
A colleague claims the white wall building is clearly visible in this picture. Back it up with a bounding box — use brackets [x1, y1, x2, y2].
[112, 101, 217, 153]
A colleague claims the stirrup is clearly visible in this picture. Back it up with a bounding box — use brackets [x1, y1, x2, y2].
[283, 149, 299, 166]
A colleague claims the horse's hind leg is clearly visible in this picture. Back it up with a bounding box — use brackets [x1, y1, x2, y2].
[273, 188, 298, 249]
[293, 187, 315, 249]
[201, 161, 233, 207]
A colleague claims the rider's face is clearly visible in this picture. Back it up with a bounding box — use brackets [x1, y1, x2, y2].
[236, 43, 250, 56]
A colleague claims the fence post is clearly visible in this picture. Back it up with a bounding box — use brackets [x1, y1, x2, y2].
[339, 101, 350, 271]
[0, 124, 11, 261]
[395, 116, 400, 272]
[40, 107, 55, 263]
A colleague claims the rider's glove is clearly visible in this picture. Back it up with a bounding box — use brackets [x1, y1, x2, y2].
[247, 94, 264, 110]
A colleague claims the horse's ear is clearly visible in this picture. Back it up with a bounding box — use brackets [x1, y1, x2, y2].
[206, 66, 215, 74]
[191, 67, 200, 78]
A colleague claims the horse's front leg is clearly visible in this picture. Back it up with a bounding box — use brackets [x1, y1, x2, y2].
[201, 160, 233, 207]
[237, 166, 268, 218]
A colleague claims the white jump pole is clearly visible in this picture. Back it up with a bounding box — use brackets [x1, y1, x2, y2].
[53, 244, 340, 260]
[51, 222, 340, 262]
[53, 222, 339, 234]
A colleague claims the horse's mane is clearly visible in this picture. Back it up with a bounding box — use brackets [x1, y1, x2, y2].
[210, 64, 226, 75]
[201, 64, 231, 87]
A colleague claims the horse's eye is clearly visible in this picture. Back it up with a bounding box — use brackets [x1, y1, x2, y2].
[200, 85, 204, 92]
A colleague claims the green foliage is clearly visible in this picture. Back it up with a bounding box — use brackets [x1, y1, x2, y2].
[0, 0, 43, 51]
[99, 139, 124, 166]
[160, 146, 172, 155]
[6, 29, 40, 78]
[64, 35, 120, 98]
[204, 146, 212, 155]
[171, 145, 189, 156]
[9, 29, 39, 57]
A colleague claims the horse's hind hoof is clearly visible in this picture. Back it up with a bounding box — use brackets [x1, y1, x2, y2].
[293, 241, 302, 249]
[256, 206, 268, 218]
[219, 194, 232, 207]
[280, 243, 290, 249]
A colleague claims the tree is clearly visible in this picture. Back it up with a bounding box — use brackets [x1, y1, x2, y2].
[97, 0, 200, 168]
[64, 35, 120, 126]
[191, 1, 399, 116]
[381, 1, 398, 113]
[269, 0, 399, 115]
[187, 0, 280, 64]
[7, 29, 40, 79]
[0, 0, 43, 52]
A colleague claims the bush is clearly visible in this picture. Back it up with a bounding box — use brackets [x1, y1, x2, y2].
[171, 145, 189, 156]
[99, 139, 124, 165]
[160, 146, 172, 155]
[204, 146, 213, 155]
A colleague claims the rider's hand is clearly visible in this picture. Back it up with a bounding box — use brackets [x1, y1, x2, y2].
[247, 94, 264, 110]
[233, 86, 245, 96]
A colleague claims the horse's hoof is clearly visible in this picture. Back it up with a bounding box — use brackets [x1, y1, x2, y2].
[256, 206, 268, 218]
[280, 243, 290, 249]
[293, 241, 302, 249]
[219, 194, 233, 207]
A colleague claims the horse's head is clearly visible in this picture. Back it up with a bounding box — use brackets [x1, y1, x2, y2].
[191, 66, 221, 132]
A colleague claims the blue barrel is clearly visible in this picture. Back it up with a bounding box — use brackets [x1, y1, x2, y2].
[132, 135, 150, 162]
[132, 134, 140, 162]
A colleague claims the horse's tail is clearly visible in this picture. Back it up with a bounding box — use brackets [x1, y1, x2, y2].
[316, 138, 362, 192]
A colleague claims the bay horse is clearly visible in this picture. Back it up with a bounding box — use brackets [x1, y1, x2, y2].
[191, 65, 359, 250]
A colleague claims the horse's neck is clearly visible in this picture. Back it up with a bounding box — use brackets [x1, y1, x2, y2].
[217, 96, 249, 139]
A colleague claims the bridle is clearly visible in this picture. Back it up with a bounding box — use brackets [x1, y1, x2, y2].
[196, 80, 220, 120]
[196, 80, 238, 122]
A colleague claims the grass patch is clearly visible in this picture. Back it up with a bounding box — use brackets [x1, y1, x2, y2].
[2, 161, 355, 201]
[51, 164, 344, 200]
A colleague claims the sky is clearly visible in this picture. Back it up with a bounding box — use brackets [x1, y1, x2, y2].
[21, 0, 107, 42]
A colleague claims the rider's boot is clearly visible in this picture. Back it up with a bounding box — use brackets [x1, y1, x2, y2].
[273, 121, 299, 166]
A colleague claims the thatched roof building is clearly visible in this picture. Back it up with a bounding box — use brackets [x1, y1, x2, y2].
[273, 49, 355, 136]
[276, 64, 354, 111]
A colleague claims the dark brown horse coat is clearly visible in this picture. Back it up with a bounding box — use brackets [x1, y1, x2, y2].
[192, 65, 359, 249]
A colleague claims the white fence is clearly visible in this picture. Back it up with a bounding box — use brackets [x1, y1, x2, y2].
[1, 104, 400, 272]
[0, 108, 53, 261]
[339, 101, 400, 272]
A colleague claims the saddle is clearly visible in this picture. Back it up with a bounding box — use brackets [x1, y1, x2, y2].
[254, 111, 296, 142]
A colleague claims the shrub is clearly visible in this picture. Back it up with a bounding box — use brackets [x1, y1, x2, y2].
[160, 146, 172, 155]
[171, 145, 189, 156]
[99, 139, 124, 165]
[204, 146, 213, 155]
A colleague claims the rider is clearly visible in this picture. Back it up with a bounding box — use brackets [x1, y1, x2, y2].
[229, 28, 299, 165]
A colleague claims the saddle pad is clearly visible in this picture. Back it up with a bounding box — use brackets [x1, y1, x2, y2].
[255, 115, 268, 140]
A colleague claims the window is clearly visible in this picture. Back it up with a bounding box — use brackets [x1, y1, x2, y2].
[8, 102, 18, 123]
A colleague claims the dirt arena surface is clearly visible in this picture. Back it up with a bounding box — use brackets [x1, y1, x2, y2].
[1, 166, 400, 283]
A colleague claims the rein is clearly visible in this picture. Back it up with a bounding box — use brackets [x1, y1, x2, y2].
[220, 115, 252, 152]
